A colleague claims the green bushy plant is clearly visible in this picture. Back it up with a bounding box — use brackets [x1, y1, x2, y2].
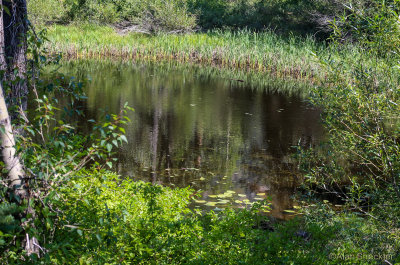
[50, 172, 400, 264]
[331, 0, 400, 56]
[187, 0, 343, 35]
[28, 0, 68, 25]
[44, 171, 274, 264]
[298, 0, 400, 252]
[28, 0, 347, 34]
[29, 0, 197, 31]
[143, 0, 197, 32]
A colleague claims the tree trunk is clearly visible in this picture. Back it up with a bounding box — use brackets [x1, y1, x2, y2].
[0, 81, 39, 257]
[0, 83, 26, 198]
[2, 0, 28, 119]
[0, 0, 39, 257]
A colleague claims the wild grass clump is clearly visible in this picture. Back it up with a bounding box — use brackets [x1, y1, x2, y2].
[45, 24, 376, 84]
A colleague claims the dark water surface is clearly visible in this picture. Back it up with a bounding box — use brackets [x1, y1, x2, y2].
[58, 60, 324, 219]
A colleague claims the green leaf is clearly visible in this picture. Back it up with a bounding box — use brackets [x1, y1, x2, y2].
[106, 143, 112, 152]
[120, 135, 128, 143]
[2, 5, 11, 16]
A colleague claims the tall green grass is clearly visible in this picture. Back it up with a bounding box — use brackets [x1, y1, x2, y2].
[45, 24, 371, 84]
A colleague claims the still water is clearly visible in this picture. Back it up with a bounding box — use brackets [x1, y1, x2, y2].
[58, 60, 324, 219]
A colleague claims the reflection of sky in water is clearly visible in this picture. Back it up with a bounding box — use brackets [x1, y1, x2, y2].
[58, 60, 324, 220]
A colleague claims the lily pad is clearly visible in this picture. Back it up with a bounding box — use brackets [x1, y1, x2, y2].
[218, 193, 233, 198]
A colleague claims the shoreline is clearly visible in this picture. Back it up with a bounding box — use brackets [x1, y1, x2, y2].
[44, 24, 366, 85]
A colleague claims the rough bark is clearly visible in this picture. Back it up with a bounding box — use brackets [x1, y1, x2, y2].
[2, 0, 28, 118]
[0, 0, 29, 198]
[0, 0, 5, 69]
[0, 0, 39, 257]
[0, 81, 39, 257]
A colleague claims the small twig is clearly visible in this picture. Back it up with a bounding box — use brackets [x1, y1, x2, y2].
[33, 241, 45, 253]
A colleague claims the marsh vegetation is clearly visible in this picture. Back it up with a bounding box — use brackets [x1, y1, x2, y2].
[1, 0, 400, 264]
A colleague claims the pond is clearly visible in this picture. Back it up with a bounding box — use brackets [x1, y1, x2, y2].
[57, 60, 324, 219]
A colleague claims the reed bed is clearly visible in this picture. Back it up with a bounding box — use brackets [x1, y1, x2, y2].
[45, 24, 368, 83]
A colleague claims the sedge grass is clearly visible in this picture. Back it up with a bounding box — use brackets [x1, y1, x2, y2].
[45, 24, 385, 84]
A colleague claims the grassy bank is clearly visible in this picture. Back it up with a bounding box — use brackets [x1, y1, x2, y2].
[45, 24, 369, 84]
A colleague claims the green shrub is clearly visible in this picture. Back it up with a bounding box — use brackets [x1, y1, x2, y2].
[46, 171, 272, 264]
[187, 0, 343, 35]
[28, 0, 197, 31]
[298, 0, 400, 251]
[28, 0, 68, 25]
[331, 0, 400, 57]
[143, 0, 197, 31]
[42, 172, 400, 264]
[28, 0, 347, 34]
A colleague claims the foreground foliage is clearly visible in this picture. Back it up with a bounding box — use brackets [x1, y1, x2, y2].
[28, 172, 400, 264]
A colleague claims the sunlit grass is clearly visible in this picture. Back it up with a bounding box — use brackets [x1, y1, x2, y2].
[45, 24, 379, 83]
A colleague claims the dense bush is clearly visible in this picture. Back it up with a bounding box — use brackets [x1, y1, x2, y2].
[188, 0, 342, 34]
[28, 0, 400, 37]
[299, 0, 400, 245]
[28, 0, 68, 25]
[330, 0, 400, 56]
[45, 172, 270, 264]
[28, 0, 197, 31]
[39, 172, 400, 264]
[27, 0, 344, 34]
